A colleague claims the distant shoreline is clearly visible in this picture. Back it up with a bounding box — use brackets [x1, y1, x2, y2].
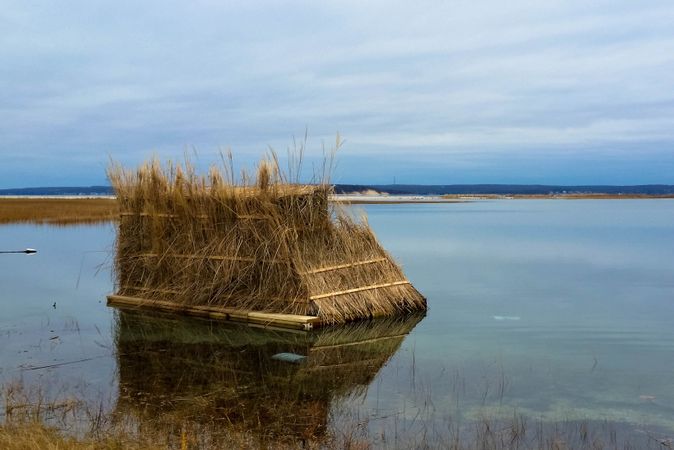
[1, 194, 673, 225]
[441, 194, 674, 200]
[333, 195, 462, 204]
[333, 193, 674, 203]
[0, 195, 116, 200]
[0, 197, 117, 225]
[3, 183, 674, 198]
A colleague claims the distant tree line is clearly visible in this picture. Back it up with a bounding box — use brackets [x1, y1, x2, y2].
[2, 184, 674, 196]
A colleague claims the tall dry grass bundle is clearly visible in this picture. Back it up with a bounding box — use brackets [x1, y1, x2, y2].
[108, 150, 425, 324]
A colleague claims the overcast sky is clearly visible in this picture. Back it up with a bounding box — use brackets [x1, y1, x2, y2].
[2, 1, 674, 188]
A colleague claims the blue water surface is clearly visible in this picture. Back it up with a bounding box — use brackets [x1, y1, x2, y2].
[1, 200, 674, 440]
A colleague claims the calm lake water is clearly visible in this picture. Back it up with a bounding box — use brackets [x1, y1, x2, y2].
[1, 200, 674, 446]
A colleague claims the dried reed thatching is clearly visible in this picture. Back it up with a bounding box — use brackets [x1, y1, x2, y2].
[108, 150, 425, 324]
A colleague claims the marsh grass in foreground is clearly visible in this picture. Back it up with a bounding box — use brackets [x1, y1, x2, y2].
[2, 384, 670, 450]
[0, 198, 118, 225]
[3, 309, 671, 450]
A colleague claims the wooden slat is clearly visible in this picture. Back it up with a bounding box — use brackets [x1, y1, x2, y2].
[132, 253, 282, 264]
[300, 258, 388, 275]
[119, 212, 268, 220]
[107, 294, 321, 330]
[123, 285, 181, 295]
[122, 285, 307, 305]
[309, 281, 411, 300]
[236, 215, 269, 220]
[119, 212, 208, 219]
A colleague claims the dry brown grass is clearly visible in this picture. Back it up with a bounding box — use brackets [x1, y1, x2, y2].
[108, 149, 426, 324]
[0, 423, 164, 450]
[1, 391, 653, 450]
[0, 198, 118, 225]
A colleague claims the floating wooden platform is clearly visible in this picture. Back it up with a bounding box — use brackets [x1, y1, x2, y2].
[106, 295, 322, 330]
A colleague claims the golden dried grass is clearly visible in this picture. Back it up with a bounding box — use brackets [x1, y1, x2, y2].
[0, 423, 165, 450]
[0, 198, 118, 225]
[108, 147, 425, 324]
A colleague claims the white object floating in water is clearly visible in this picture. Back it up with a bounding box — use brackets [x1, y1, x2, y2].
[271, 352, 307, 364]
[493, 315, 521, 321]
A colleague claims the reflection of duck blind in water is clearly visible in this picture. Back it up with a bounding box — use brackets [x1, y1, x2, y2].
[114, 311, 424, 443]
[108, 157, 426, 325]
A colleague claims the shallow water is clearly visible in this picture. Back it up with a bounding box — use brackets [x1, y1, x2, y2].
[357, 200, 674, 443]
[0, 223, 117, 403]
[1, 200, 673, 445]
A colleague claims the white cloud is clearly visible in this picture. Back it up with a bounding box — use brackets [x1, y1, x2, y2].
[1, 0, 674, 186]
[351, 117, 674, 150]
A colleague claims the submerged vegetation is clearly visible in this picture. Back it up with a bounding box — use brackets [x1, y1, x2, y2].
[114, 311, 423, 446]
[2, 312, 425, 449]
[4, 148, 674, 449]
[0, 198, 118, 225]
[3, 311, 668, 449]
[108, 150, 425, 324]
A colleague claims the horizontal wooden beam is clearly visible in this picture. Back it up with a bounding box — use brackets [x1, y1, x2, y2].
[130, 253, 284, 264]
[119, 212, 269, 220]
[123, 285, 181, 295]
[107, 294, 321, 330]
[309, 280, 411, 300]
[121, 285, 308, 305]
[300, 258, 388, 275]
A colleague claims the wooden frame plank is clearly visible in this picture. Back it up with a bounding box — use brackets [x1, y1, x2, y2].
[123, 285, 181, 295]
[121, 286, 308, 305]
[309, 281, 411, 300]
[130, 253, 282, 264]
[119, 212, 268, 220]
[300, 258, 388, 275]
[107, 294, 321, 330]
